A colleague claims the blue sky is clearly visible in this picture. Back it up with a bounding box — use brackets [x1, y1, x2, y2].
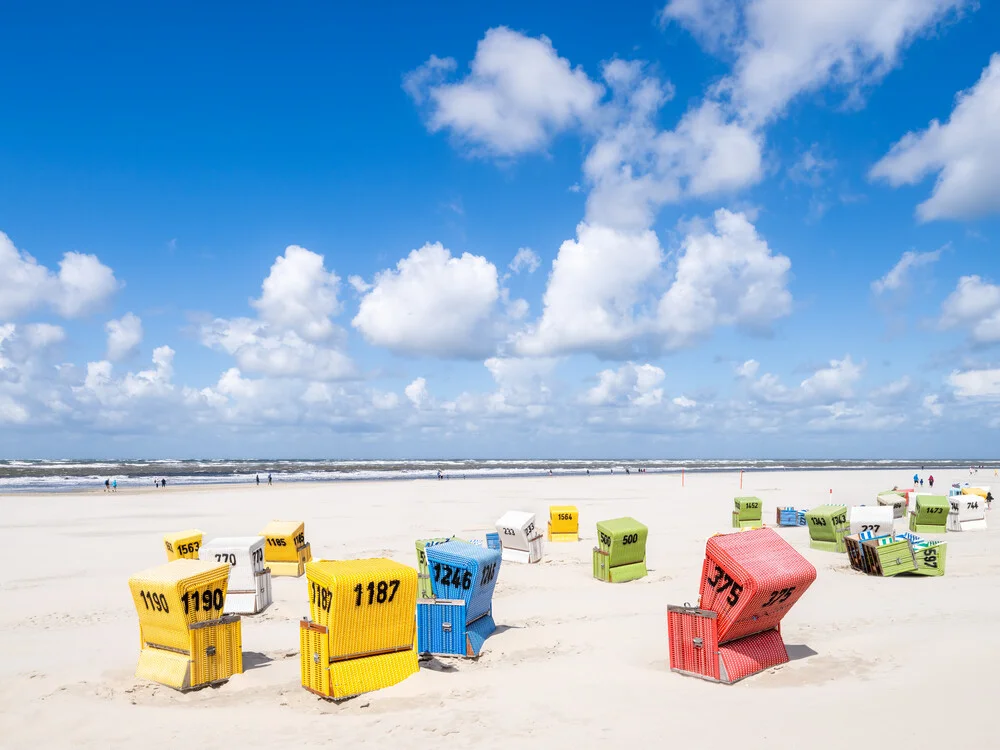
[2, 1, 1000, 459]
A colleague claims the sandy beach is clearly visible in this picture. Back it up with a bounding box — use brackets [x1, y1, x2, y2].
[0, 469, 994, 749]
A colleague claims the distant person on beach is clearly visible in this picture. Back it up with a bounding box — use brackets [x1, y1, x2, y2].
[268, 473, 272, 485]
[919, 478, 924, 486]
[437, 470, 443, 480]
[162, 478, 167, 487]
[586, 469, 590, 475]
[913, 473, 919, 486]
[625, 468, 630, 475]
[104, 478, 110, 492]
[256, 474, 260, 485]
[112, 479, 117, 492]
[928, 475, 934, 488]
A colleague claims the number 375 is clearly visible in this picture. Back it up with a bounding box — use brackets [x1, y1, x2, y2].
[706, 565, 742, 606]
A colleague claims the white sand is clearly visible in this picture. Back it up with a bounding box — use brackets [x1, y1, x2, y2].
[0, 469, 994, 749]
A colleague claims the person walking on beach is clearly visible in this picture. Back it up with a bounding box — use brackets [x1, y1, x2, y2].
[255, 474, 260, 486]
[112, 479, 117, 492]
[928, 475, 934, 488]
[268, 473, 272, 485]
[104, 478, 110, 492]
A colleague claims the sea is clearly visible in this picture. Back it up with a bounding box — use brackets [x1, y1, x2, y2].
[0, 458, 994, 493]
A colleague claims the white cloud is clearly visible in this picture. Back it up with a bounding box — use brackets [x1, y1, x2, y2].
[348, 275, 372, 294]
[673, 395, 697, 408]
[372, 391, 400, 410]
[509, 247, 541, 274]
[583, 362, 666, 407]
[251, 245, 341, 340]
[22, 323, 66, 350]
[406, 27, 604, 156]
[667, 0, 970, 124]
[483, 357, 556, 410]
[939, 275, 1000, 343]
[736, 359, 760, 378]
[871, 247, 944, 293]
[105, 313, 143, 361]
[923, 393, 943, 416]
[514, 223, 663, 357]
[788, 143, 835, 187]
[657, 209, 792, 347]
[200, 318, 355, 380]
[871, 53, 1000, 221]
[872, 376, 912, 399]
[948, 368, 1000, 398]
[405, 377, 431, 408]
[353, 242, 514, 358]
[200, 246, 355, 380]
[0, 231, 119, 319]
[799, 356, 863, 400]
[74, 346, 176, 407]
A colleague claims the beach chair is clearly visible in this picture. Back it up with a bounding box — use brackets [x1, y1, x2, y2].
[547, 505, 579, 542]
[260, 520, 312, 577]
[908, 495, 948, 534]
[163, 529, 203, 561]
[129, 559, 243, 691]
[199, 536, 272, 615]
[848, 505, 895, 537]
[776, 507, 797, 526]
[948, 496, 987, 532]
[805, 505, 849, 552]
[593, 517, 648, 583]
[495, 511, 544, 563]
[732, 496, 763, 529]
[300, 558, 418, 700]
[485, 532, 501, 550]
[859, 535, 917, 577]
[910, 540, 947, 575]
[415, 537, 455, 598]
[667, 528, 816, 684]
[417, 541, 501, 658]
[877, 491, 908, 518]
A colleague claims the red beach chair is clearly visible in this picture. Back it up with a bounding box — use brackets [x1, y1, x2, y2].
[667, 527, 816, 683]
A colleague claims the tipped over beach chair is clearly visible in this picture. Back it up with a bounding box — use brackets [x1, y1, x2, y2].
[199, 536, 272, 615]
[495, 511, 544, 563]
[260, 520, 312, 577]
[667, 528, 816, 684]
[593, 517, 648, 582]
[129, 559, 243, 691]
[417, 540, 501, 658]
[300, 558, 418, 700]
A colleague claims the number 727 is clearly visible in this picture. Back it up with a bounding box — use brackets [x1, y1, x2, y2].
[705, 565, 742, 606]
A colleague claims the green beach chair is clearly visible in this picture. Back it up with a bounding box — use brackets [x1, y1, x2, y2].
[910, 541, 946, 576]
[416, 537, 459, 598]
[908, 495, 949, 533]
[805, 504, 848, 552]
[732, 496, 763, 528]
[593, 517, 648, 583]
[861, 536, 917, 576]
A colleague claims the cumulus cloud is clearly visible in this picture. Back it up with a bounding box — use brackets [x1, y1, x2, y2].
[0, 231, 119, 319]
[740, 356, 863, 405]
[939, 275, 1000, 344]
[353, 242, 518, 358]
[201, 246, 355, 380]
[948, 368, 1000, 398]
[664, 0, 970, 124]
[583, 362, 666, 407]
[251, 245, 342, 340]
[736, 359, 760, 379]
[658, 209, 792, 347]
[74, 346, 176, 407]
[405, 27, 604, 156]
[923, 393, 943, 416]
[405, 377, 431, 408]
[871, 53, 1000, 221]
[871, 247, 944, 293]
[509, 247, 541, 275]
[106, 313, 143, 361]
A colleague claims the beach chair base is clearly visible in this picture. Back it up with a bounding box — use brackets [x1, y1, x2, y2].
[907, 522, 947, 534]
[809, 539, 844, 552]
[268, 559, 306, 577]
[547, 523, 578, 542]
[501, 546, 541, 564]
[300, 620, 418, 700]
[592, 548, 647, 582]
[947, 517, 987, 532]
[732, 511, 762, 529]
[136, 615, 243, 691]
[861, 538, 916, 576]
[416, 600, 495, 658]
[667, 605, 789, 684]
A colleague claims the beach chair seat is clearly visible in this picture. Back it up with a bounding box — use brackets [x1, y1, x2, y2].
[908, 495, 948, 534]
[260, 520, 312, 577]
[547, 505, 579, 542]
[667, 528, 816, 683]
[129, 559, 243, 691]
[417, 541, 501, 657]
[805, 505, 849, 552]
[495, 511, 544, 563]
[199, 536, 272, 615]
[163, 529, 203, 561]
[301, 558, 418, 700]
[593, 517, 648, 583]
